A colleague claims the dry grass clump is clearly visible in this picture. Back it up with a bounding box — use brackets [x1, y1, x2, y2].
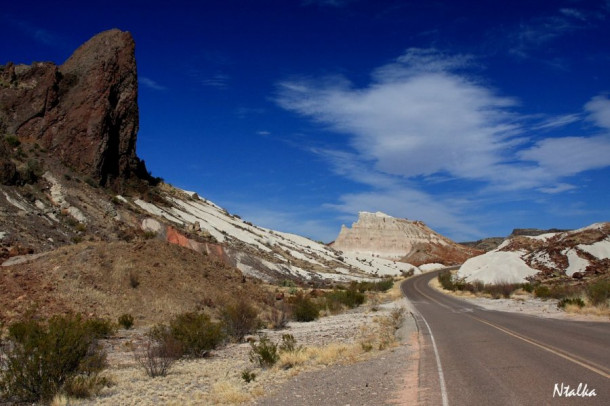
[209, 381, 252, 404]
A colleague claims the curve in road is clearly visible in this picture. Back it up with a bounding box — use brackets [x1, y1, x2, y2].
[401, 269, 609, 405]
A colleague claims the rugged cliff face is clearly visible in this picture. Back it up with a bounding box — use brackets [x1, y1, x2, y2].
[0, 29, 147, 188]
[331, 211, 482, 266]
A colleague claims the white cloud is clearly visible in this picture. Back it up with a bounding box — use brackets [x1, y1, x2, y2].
[532, 113, 581, 130]
[518, 135, 610, 177]
[277, 49, 521, 184]
[538, 183, 577, 194]
[275, 49, 610, 235]
[139, 77, 167, 91]
[585, 95, 610, 129]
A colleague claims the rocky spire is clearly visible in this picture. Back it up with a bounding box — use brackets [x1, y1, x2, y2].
[0, 29, 148, 188]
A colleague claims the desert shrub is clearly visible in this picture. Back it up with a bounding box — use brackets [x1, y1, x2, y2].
[129, 271, 140, 289]
[549, 284, 582, 299]
[135, 335, 182, 378]
[586, 279, 610, 306]
[63, 374, 112, 399]
[351, 278, 394, 292]
[291, 293, 319, 322]
[84, 177, 98, 188]
[220, 299, 260, 342]
[83, 317, 116, 339]
[522, 283, 534, 293]
[484, 282, 522, 299]
[118, 313, 134, 330]
[534, 285, 551, 299]
[20, 159, 44, 184]
[324, 288, 366, 309]
[557, 297, 585, 309]
[279, 334, 302, 353]
[268, 302, 290, 330]
[249, 334, 279, 369]
[0, 314, 108, 403]
[4, 135, 20, 147]
[438, 271, 456, 291]
[168, 312, 225, 357]
[241, 370, 256, 383]
[534, 284, 583, 300]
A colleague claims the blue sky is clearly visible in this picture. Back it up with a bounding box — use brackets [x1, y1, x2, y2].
[2, 0, 610, 242]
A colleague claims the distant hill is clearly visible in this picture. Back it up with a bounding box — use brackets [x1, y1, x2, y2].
[331, 211, 482, 266]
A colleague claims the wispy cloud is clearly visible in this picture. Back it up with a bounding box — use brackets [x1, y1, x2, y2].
[4, 15, 67, 49]
[532, 114, 582, 130]
[139, 77, 167, 91]
[508, 6, 601, 59]
[275, 48, 610, 237]
[201, 73, 230, 89]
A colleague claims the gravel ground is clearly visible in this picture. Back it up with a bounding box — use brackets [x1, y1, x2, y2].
[251, 299, 420, 406]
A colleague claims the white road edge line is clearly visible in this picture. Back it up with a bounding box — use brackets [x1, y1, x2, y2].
[420, 314, 449, 406]
[401, 282, 449, 406]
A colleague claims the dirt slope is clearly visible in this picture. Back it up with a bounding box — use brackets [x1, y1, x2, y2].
[0, 239, 269, 325]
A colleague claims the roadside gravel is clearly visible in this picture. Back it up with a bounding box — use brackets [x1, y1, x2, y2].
[251, 299, 420, 406]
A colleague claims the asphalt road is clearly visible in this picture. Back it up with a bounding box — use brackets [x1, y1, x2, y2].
[401, 270, 609, 406]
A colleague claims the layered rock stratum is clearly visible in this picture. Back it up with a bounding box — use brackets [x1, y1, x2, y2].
[331, 211, 482, 266]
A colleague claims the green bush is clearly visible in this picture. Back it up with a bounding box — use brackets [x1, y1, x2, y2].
[351, 278, 394, 292]
[292, 293, 319, 322]
[438, 271, 456, 291]
[83, 317, 116, 338]
[534, 285, 551, 299]
[164, 312, 225, 357]
[0, 314, 108, 403]
[241, 370, 256, 383]
[586, 279, 610, 306]
[4, 135, 20, 147]
[324, 288, 366, 309]
[118, 313, 134, 330]
[483, 282, 522, 299]
[279, 334, 302, 353]
[522, 283, 534, 293]
[249, 334, 279, 369]
[557, 297, 585, 309]
[220, 299, 260, 342]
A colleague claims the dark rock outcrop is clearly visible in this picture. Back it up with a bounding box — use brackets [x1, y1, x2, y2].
[0, 29, 147, 188]
[510, 228, 570, 237]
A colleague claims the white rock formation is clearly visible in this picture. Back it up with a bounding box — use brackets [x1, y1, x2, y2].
[332, 211, 449, 260]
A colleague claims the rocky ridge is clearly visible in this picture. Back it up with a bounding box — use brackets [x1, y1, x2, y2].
[458, 223, 610, 284]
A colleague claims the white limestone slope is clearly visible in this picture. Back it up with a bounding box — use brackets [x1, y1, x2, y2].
[458, 223, 610, 284]
[457, 251, 538, 284]
[134, 188, 419, 281]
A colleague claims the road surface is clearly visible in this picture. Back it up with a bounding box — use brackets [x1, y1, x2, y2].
[401, 270, 609, 405]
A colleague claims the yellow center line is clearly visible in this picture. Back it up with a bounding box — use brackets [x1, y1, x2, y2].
[405, 275, 610, 380]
